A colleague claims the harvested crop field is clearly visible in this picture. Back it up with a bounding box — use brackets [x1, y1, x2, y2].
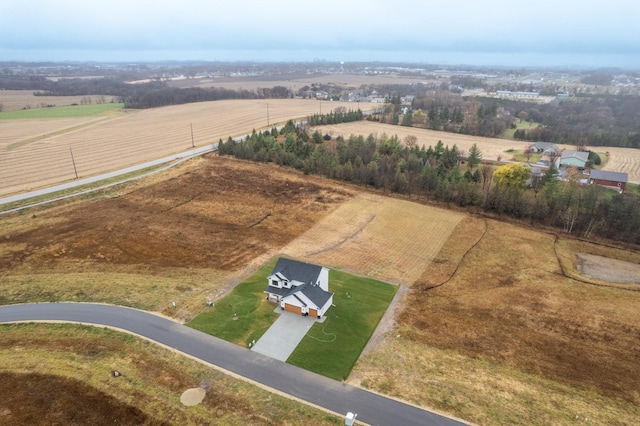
[316, 121, 640, 183]
[0, 99, 367, 197]
[281, 192, 463, 284]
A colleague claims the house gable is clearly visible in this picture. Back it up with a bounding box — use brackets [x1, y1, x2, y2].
[265, 258, 333, 318]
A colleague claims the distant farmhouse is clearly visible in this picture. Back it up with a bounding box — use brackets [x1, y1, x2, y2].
[527, 142, 559, 157]
[589, 170, 628, 193]
[558, 150, 589, 170]
[264, 258, 334, 319]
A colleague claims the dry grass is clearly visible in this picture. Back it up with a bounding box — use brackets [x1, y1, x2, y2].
[316, 121, 640, 183]
[3, 153, 640, 425]
[0, 323, 341, 425]
[0, 156, 354, 321]
[352, 215, 640, 425]
[0, 99, 368, 196]
[281, 192, 463, 284]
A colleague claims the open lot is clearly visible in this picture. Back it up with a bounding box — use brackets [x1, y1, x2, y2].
[2, 154, 640, 424]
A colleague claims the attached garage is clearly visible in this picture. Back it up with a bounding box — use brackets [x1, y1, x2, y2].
[309, 308, 318, 318]
[284, 303, 302, 315]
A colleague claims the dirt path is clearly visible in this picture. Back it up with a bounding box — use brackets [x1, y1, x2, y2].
[359, 283, 409, 358]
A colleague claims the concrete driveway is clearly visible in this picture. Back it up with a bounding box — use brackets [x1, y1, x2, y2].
[251, 309, 320, 361]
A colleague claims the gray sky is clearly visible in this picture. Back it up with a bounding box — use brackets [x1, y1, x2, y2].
[1, 0, 639, 68]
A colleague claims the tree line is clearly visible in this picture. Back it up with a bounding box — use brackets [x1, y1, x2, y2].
[370, 89, 640, 149]
[217, 123, 640, 245]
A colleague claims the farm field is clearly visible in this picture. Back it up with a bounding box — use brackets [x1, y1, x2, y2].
[0, 89, 117, 112]
[160, 72, 436, 91]
[2, 155, 640, 424]
[0, 98, 367, 197]
[280, 192, 463, 285]
[315, 121, 640, 183]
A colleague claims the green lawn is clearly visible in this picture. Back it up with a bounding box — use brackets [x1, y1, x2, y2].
[500, 119, 542, 139]
[0, 103, 124, 120]
[286, 270, 397, 380]
[188, 258, 397, 381]
[187, 258, 280, 347]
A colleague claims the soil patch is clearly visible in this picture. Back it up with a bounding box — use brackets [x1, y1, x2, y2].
[0, 156, 353, 273]
[577, 253, 640, 284]
[0, 372, 167, 426]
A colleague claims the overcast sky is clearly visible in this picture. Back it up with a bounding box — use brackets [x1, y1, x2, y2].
[1, 0, 639, 68]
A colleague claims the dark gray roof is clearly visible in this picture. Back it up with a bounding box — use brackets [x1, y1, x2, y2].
[271, 258, 322, 284]
[297, 282, 333, 309]
[589, 169, 628, 182]
[531, 142, 558, 150]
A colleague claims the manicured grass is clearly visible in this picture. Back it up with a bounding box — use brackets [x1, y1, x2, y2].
[286, 270, 397, 381]
[188, 257, 397, 380]
[0, 103, 124, 119]
[187, 258, 280, 347]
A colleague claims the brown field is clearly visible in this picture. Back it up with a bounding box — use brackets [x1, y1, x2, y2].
[0, 323, 340, 425]
[316, 121, 640, 183]
[280, 192, 463, 284]
[0, 90, 116, 112]
[0, 98, 368, 197]
[2, 155, 640, 424]
[352, 216, 640, 425]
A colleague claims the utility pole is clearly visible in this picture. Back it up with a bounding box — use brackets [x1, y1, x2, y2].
[190, 123, 195, 148]
[69, 147, 78, 179]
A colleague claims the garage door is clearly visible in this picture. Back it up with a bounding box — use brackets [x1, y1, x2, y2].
[284, 304, 302, 315]
[309, 308, 318, 318]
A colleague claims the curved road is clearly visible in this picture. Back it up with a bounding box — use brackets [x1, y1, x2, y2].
[0, 303, 466, 426]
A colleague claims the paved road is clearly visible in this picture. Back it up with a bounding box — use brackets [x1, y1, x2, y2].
[0, 303, 466, 426]
[0, 143, 219, 213]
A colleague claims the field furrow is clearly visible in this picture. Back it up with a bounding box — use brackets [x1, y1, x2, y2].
[281, 192, 463, 285]
[0, 99, 365, 196]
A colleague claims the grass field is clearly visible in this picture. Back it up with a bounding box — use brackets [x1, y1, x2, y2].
[188, 257, 397, 381]
[2, 154, 640, 425]
[0, 323, 341, 425]
[0, 103, 124, 119]
[187, 258, 280, 346]
[499, 118, 542, 139]
[0, 90, 117, 112]
[352, 215, 640, 425]
[287, 269, 397, 380]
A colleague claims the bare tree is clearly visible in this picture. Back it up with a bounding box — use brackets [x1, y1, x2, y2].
[480, 164, 493, 191]
[404, 134, 418, 149]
